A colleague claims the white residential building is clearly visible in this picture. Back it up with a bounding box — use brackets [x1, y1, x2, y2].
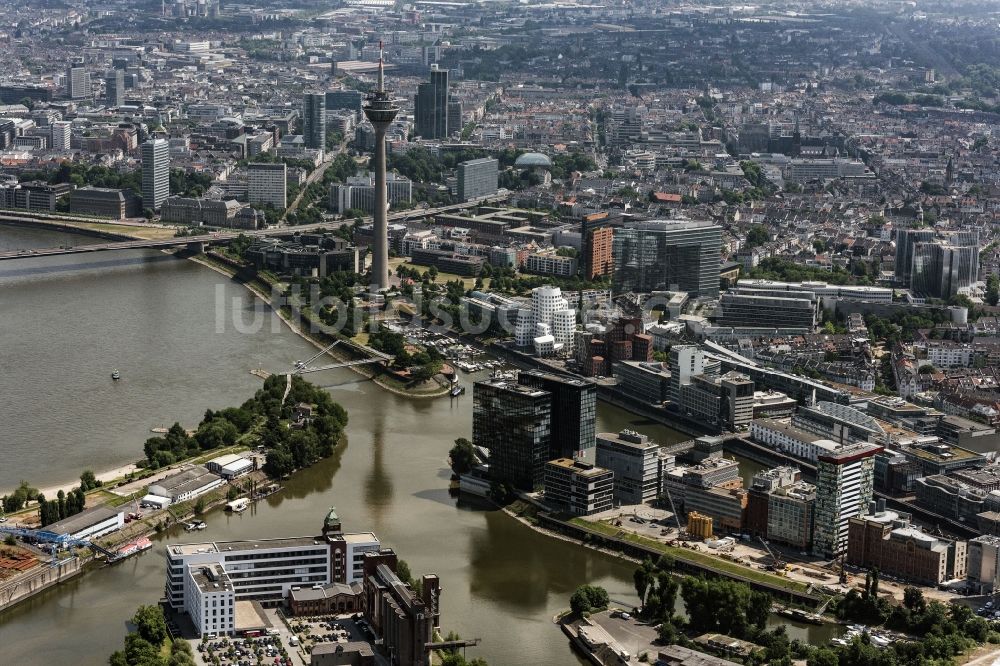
[524, 253, 578, 278]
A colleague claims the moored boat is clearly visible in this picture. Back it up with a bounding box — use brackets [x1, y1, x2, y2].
[108, 536, 152, 563]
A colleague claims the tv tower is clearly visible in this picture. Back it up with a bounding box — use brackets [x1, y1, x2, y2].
[362, 42, 398, 291]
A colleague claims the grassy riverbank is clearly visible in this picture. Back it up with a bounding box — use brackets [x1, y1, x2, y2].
[568, 518, 811, 594]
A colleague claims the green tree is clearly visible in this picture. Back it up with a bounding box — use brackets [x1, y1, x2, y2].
[80, 469, 100, 491]
[987, 274, 999, 307]
[193, 496, 206, 516]
[194, 418, 239, 451]
[569, 584, 609, 615]
[745, 224, 770, 249]
[448, 438, 476, 475]
[132, 604, 168, 645]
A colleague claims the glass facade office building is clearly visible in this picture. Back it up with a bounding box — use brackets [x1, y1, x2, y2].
[473, 378, 552, 490]
[517, 369, 596, 461]
[612, 220, 722, 298]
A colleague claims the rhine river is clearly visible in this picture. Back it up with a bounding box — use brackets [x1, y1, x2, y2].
[0, 225, 836, 665]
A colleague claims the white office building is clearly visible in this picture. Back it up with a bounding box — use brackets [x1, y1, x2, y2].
[750, 419, 840, 463]
[247, 162, 287, 209]
[668, 345, 704, 405]
[329, 172, 411, 214]
[514, 285, 576, 356]
[141, 138, 170, 211]
[166, 537, 333, 611]
[186, 564, 236, 638]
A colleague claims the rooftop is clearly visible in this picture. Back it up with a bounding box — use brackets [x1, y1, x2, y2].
[46, 505, 121, 537]
[547, 457, 611, 478]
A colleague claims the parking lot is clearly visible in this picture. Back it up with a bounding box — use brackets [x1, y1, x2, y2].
[287, 614, 375, 650]
[588, 609, 660, 664]
[193, 634, 292, 666]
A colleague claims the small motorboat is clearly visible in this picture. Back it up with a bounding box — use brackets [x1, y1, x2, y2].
[111, 369, 121, 381]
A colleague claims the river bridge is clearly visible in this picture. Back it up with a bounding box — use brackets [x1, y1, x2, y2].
[0, 196, 505, 262]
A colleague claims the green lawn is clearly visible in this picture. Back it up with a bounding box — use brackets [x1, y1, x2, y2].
[570, 518, 811, 594]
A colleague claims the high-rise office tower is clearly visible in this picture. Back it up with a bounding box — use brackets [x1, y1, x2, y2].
[909, 231, 980, 298]
[247, 162, 287, 209]
[413, 64, 449, 139]
[141, 138, 170, 211]
[473, 377, 551, 490]
[894, 227, 936, 284]
[50, 121, 71, 151]
[361, 44, 398, 291]
[517, 369, 596, 461]
[456, 158, 498, 202]
[105, 70, 125, 108]
[812, 442, 880, 558]
[302, 92, 326, 150]
[66, 64, 91, 100]
[447, 100, 463, 136]
[612, 219, 723, 298]
[325, 89, 364, 115]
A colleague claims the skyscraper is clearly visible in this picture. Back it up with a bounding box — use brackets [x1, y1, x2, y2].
[612, 219, 723, 298]
[473, 377, 551, 490]
[105, 70, 125, 108]
[247, 162, 287, 209]
[50, 121, 71, 151]
[302, 92, 326, 150]
[141, 138, 170, 211]
[413, 64, 449, 139]
[362, 43, 398, 291]
[517, 369, 596, 461]
[894, 227, 936, 284]
[812, 442, 880, 558]
[66, 64, 91, 100]
[909, 231, 980, 298]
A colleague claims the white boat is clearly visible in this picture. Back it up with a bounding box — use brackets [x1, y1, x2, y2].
[226, 498, 250, 513]
[195, 520, 207, 530]
[111, 369, 121, 381]
[108, 537, 153, 563]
